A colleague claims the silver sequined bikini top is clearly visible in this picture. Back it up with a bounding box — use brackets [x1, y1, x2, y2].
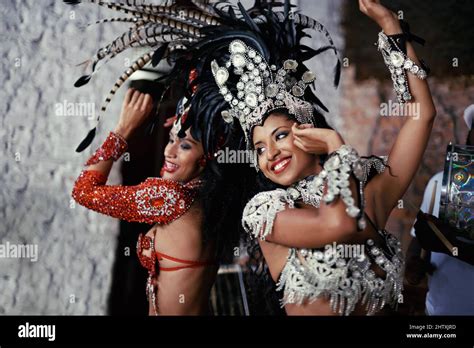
[242, 156, 405, 316]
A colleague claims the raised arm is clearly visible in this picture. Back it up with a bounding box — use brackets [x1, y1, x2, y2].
[72, 170, 196, 225]
[71, 89, 197, 225]
[359, 0, 437, 219]
[83, 88, 153, 178]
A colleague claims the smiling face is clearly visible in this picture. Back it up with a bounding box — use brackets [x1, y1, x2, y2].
[252, 113, 320, 186]
[161, 127, 205, 182]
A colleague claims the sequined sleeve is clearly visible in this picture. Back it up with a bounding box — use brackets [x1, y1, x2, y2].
[242, 189, 290, 241]
[72, 170, 197, 225]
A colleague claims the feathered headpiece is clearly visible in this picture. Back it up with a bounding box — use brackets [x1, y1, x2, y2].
[64, 0, 341, 156]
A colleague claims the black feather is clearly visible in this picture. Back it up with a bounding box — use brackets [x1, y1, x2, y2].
[63, 0, 81, 4]
[237, 2, 261, 35]
[151, 43, 169, 67]
[305, 91, 329, 113]
[75, 127, 96, 152]
[228, 5, 237, 21]
[299, 45, 333, 61]
[312, 45, 334, 55]
[74, 75, 92, 88]
[284, 0, 290, 17]
[334, 58, 341, 87]
[193, 29, 269, 59]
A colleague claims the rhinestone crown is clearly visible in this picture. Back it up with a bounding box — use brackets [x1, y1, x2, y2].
[211, 40, 317, 146]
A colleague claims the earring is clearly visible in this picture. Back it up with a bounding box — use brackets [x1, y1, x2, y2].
[199, 156, 207, 167]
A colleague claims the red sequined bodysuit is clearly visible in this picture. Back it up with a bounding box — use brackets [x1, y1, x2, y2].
[71, 132, 215, 315]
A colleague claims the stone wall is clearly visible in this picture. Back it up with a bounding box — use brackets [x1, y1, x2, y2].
[0, 0, 131, 314]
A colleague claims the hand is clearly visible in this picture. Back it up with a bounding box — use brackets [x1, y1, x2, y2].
[114, 88, 154, 139]
[414, 212, 457, 253]
[163, 115, 177, 128]
[414, 212, 474, 266]
[358, 0, 402, 34]
[292, 123, 345, 155]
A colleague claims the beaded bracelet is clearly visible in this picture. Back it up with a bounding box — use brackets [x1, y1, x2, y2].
[85, 131, 128, 166]
[316, 145, 367, 230]
[377, 30, 428, 103]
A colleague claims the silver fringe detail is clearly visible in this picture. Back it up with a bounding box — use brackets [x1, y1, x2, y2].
[242, 149, 404, 315]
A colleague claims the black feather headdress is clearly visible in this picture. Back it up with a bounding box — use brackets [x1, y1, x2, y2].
[64, 0, 341, 156]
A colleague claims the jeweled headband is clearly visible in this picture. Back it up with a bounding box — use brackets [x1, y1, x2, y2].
[211, 40, 317, 147]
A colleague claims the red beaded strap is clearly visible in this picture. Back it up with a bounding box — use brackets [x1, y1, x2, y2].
[85, 131, 128, 166]
[137, 234, 156, 275]
[136, 233, 215, 273]
[157, 251, 216, 271]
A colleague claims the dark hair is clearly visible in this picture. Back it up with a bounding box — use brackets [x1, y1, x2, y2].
[165, 43, 258, 264]
[197, 138, 257, 264]
[244, 235, 286, 315]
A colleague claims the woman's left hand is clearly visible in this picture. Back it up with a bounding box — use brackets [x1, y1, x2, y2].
[358, 0, 402, 34]
[115, 89, 154, 139]
[292, 123, 345, 155]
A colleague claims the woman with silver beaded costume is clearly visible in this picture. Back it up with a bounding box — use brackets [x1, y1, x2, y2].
[215, 0, 436, 315]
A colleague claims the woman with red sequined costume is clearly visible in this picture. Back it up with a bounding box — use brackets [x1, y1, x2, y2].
[72, 86, 232, 315]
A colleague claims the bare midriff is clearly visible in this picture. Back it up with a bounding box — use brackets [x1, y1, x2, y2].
[138, 203, 218, 315]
